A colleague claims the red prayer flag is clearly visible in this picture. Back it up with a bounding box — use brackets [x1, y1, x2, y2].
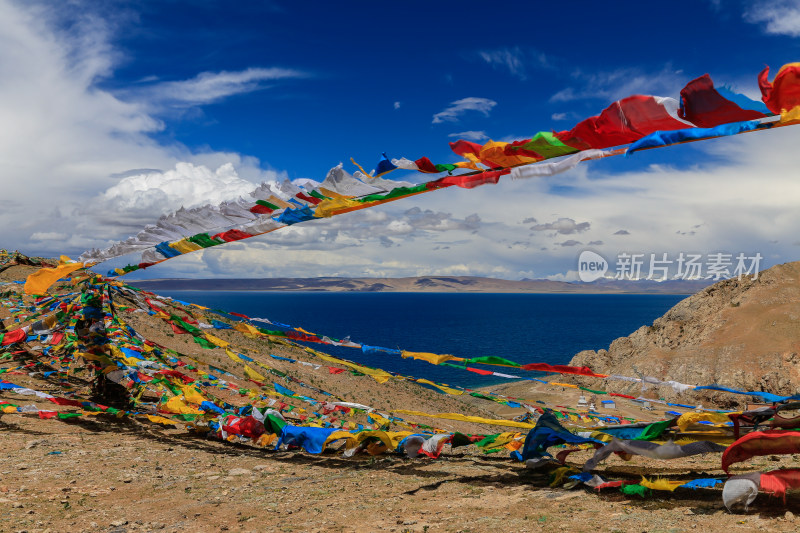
[296, 192, 321, 205]
[1, 328, 27, 346]
[760, 468, 800, 502]
[465, 367, 493, 376]
[249, 204, 274, 215]
[520, 362, 608, 378]
[722, 430, 800, 473]
[759, 63, 800, 114]
[413, 157, 439, 173]
[48, 397, 83, 407]
[557, 95, 691, 150]
[679, 74, 766, 127]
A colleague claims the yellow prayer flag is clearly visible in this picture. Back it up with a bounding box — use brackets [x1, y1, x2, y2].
[225, 348, 244, 363]
[415, 378, 463, 395]
[676, 412, 735, 432]
[145, 414, 178, 426]
[780, 105, 800, 124]
[317, 187, 352, 200]
[244, 365, 268, 382]
[234, 322, 263, 337]
[203, 333, 229, 348]
[310, 350, 394, 383]
[162, 395, 202, 415]
[392, 410, 534, 429]
[314, 197, 362, 218]
[401, 350, 455, 365]
[24, 261, 86, 295]
[181, 385, 207, 405]
[640, 477, 686, 492]
[169, 239, 202, 254]
[267, 195, 293, 209]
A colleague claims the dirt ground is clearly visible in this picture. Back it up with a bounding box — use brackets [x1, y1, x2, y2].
[2, 263, 800, 532]
[2, 410, 800, 533]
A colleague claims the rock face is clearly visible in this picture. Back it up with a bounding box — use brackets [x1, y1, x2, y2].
[568, 261, 800, 406]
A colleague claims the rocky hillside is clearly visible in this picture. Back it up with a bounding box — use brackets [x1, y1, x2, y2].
[569, 261, 800, 405]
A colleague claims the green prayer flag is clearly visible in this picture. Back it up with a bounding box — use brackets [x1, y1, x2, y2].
[465, 356, 521, 367]
[511, 131, 579, 159]
[634, 419, 674, 441]
[256, 199, 280, 210]
[358, 184, 428, 203]
[192, 336, 215, 349]
[620, 484, 650, 498]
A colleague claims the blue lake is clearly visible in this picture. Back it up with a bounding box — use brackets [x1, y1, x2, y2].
[156, 291, 686, 388]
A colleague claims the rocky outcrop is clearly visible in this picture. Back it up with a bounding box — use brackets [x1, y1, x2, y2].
[569, 261, 800, 406]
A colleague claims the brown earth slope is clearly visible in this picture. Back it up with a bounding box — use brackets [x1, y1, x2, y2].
[569, 261, 800, 405]
[3, 263, 800, 531]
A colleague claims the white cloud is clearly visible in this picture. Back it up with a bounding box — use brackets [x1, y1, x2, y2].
[30, 232, 68, 241]
[447, 130, 489, 142]
[744, 1, 800, 37]
[85, 162, 272, 232]
[551, 112, 568, 121]
[546, 270, 580, 282]
[137, 68, 306, 108]
[478, 47, 524, 79]
[394, 101, 401, 109]
[478, 46, 551, 80]
[550, 65, 687, 102]
[0, 1, 297, 257]
[432, 97, 497, 124]
[530, 218, 591, 235]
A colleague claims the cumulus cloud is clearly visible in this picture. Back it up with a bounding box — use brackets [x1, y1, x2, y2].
[744, 1, 800, 37]
[614, 230, 631, 235]
[86, 162, 268, 230]
[448, 130, 489, 142]
[530, 218, 591, 234]
[432, 97, 497, 124]
[556, 240, 582, 247]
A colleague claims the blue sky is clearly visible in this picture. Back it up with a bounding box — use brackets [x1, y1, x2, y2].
[2, 0, 800, 280]
[104, 1, 798, 177]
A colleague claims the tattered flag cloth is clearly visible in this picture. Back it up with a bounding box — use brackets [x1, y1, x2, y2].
[583, 439, 727, 472]
[512, 412, 603, 462]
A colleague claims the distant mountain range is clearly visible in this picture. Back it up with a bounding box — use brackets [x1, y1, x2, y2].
[129, 275, 714, 294]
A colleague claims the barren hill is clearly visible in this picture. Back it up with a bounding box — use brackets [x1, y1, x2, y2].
[131, 275, 711, 294]
[569, 261, 800, 405]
